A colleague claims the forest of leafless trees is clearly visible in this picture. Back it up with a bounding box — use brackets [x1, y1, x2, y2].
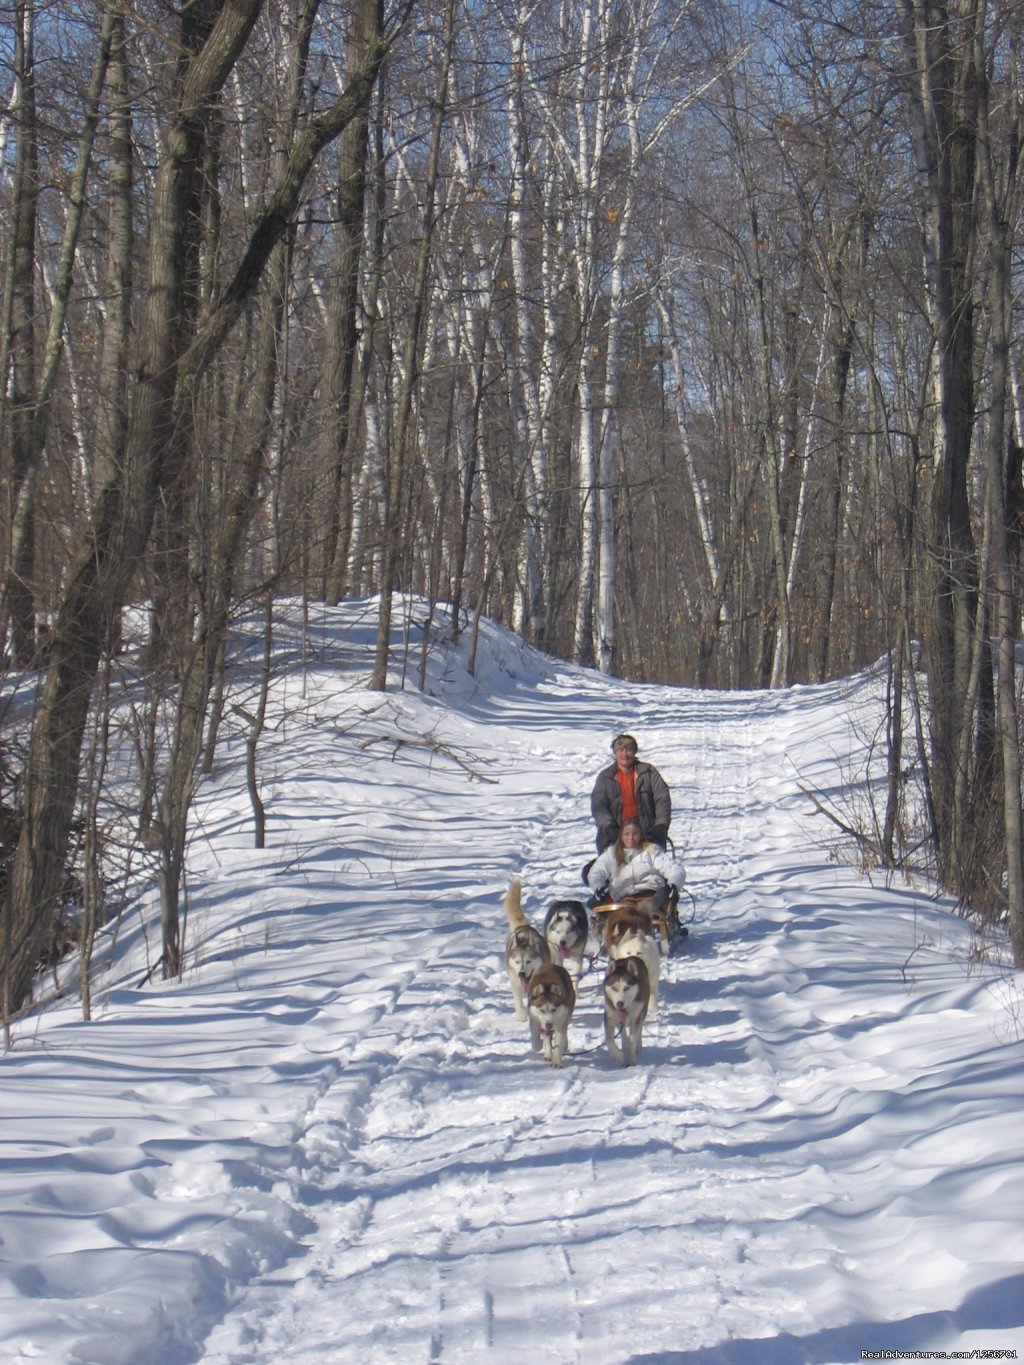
[1, 0, 1022, 1020]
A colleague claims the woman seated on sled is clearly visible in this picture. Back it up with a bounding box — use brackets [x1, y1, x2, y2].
[586, 818, 685, 913]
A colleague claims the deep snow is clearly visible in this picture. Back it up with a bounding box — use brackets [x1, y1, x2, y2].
[1, 598, 1021, 1365]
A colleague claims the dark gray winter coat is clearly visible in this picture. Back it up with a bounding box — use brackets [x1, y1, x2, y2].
[590, 760, 671, 850]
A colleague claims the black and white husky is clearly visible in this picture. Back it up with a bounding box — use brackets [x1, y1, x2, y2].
[504, 879, 551, 1021]
[543, 898, 590, 980]
[603, 955, 651, 1066]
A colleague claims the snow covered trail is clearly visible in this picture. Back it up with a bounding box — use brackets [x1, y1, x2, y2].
[198, 640, 1020, 1363]
[1, 604, 1021, 1365]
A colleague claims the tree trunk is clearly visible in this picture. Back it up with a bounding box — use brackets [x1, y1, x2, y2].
[2, 1, 39, 664]
[371, 0, 454, 690]
[975, 15, 1024, 962]
[898, 0, 982, 885]
[93, 10, 133, 511]
[322, 0, 380, 603]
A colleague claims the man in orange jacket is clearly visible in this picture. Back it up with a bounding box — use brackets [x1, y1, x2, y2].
[589, 733, 671, 852]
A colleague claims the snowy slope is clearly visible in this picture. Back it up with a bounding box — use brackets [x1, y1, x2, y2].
[1, 598, 1021, 1365]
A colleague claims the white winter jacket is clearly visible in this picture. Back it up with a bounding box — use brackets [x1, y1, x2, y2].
[587, 843, 685, 900]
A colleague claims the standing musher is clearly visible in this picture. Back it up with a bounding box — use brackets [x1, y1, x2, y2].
[590, 733, 671, 852]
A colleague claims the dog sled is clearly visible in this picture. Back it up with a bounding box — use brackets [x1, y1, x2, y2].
[588, 885, 688, 957]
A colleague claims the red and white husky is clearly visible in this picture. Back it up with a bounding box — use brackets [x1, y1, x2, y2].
[604, 900, 661, 1017]
[603, 955, 651, 1066]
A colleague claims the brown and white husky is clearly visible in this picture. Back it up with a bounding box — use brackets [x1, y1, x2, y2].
[527, 961, 576, 1067]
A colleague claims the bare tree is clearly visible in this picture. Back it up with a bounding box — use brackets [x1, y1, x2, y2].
[371, 0, 457, 690]
[897, 0, 988, 894]
[4, 0, 405, 1011]
[322, 0, 382, 605]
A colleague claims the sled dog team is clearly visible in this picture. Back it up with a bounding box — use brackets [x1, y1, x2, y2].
[503, 878, 662, 1069]
[504, 731, 683, 1068]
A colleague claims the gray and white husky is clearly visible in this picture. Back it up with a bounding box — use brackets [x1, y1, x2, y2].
[504, 879, 551, 1021]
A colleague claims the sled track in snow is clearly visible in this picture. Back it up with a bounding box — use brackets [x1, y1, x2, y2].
[199, 686, 856, 1362]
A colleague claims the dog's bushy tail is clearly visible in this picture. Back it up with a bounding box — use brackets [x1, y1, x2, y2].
[504, 877, 527, 930]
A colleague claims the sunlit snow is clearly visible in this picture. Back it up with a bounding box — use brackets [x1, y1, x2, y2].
[1, 598, 1021, 1365]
